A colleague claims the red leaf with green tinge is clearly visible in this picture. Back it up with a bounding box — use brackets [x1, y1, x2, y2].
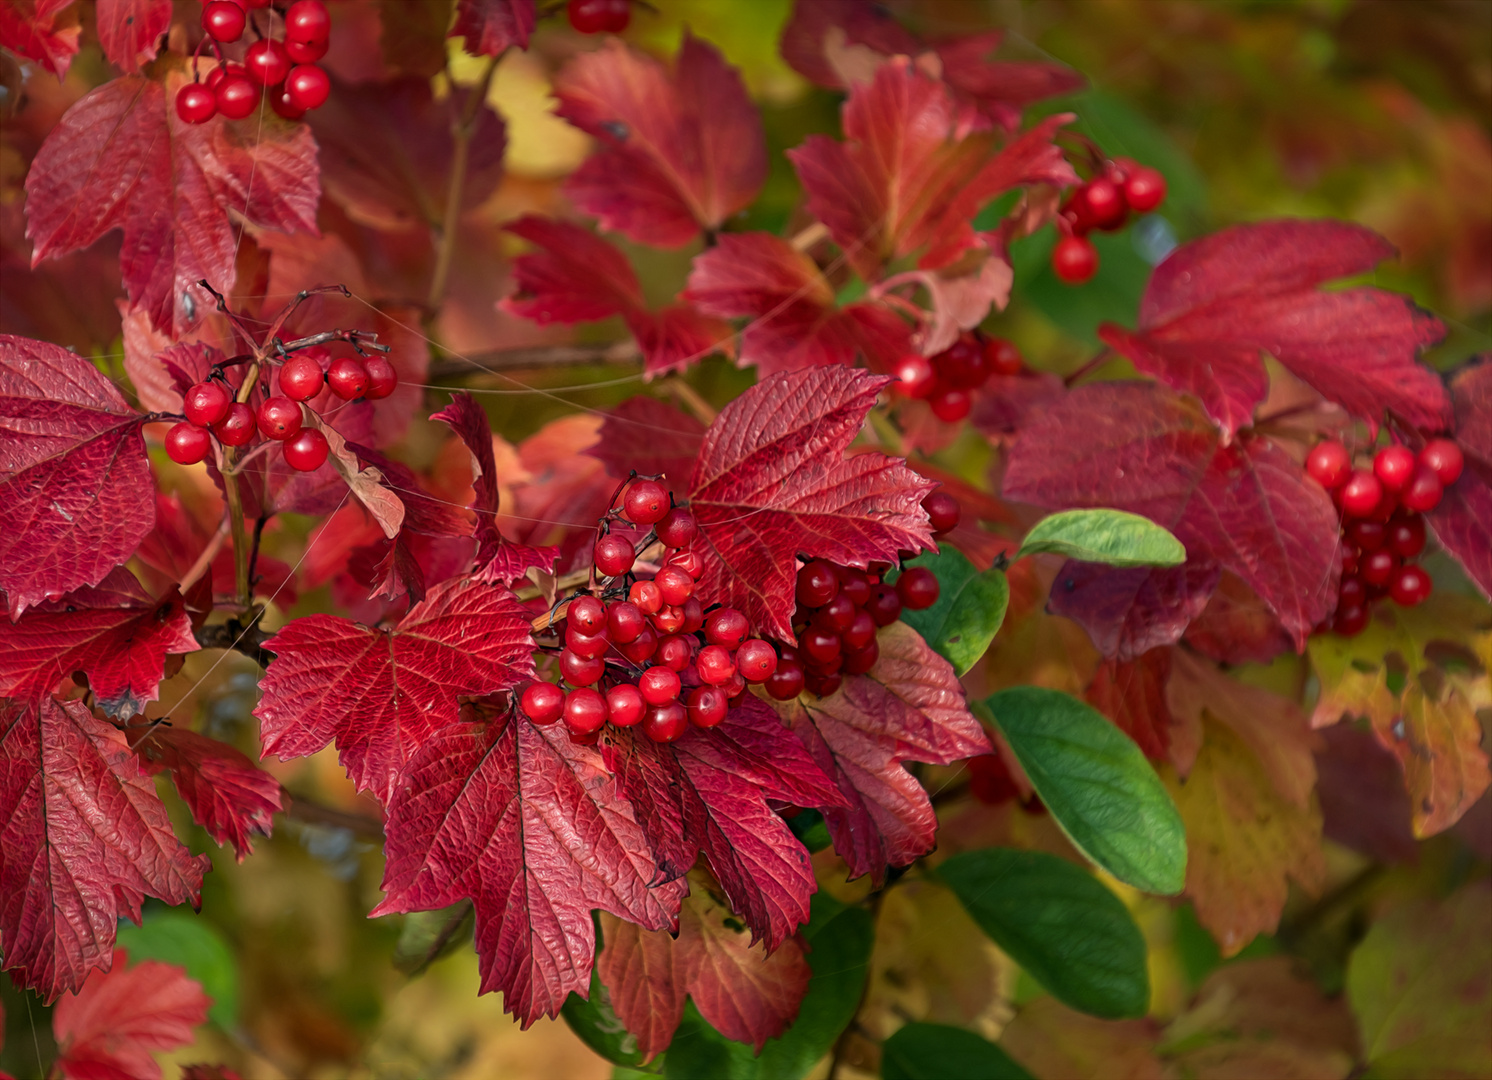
[452, 0, 535, 56]
[0, 0, 79, 79]
[1428, 357, 1491, 599]
[53, 949, 209, 1080]
[95, 0, 171, 74]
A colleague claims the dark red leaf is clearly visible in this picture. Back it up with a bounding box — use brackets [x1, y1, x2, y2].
[1099, 220, 1449, 438]
[133, 492, 297, 610]
[0, 0, 79, 79]
[503, 415, 616, 576]
[588, 396, 704, 503]
[255, 576, 535, 801]
[25, 75, 319, 336]
[0, 335, 154, 620]
[771, 623, 989, 885]
[1085, 649, 1175, 762]
[94, 0, 170, 74]
[368, 533, 428, 605]
[779, 0, 919, 89]
[0, 568, 196, 720]
[373, 708, 687, 1026]
[452, 0, 535, 56]
[1314, 723, 1419, 865]
[969, 370, 1068, 442]
[626, 303, 734, 379]
[0, 697, 211, 1002]
[687, 367, 936, 641]
[53, 949, 210, 1080]
[555, 34, 766, 247]
[1183, 572, 1294, 665]
[933, 31, 1087, 131]
[1428, 358, 1492, 599]
[1047, 560, 1221, 662]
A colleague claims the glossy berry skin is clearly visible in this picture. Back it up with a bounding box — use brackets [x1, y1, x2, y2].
[651, 605, 685, 635]
[666, 549, 703, 580]
[560, 648, 605, 687]
[1333, 604, 1369, 637]
[628, 579, 662, 614]
[624, 479, 670, 525]
[865, 583, 902, 627]
[285, 65, 331, 111]
[176, 84, 217, 124]
[805, 671, 843, 697]
[1419, 439, 1464, 486]
[935, 337, 988, 390]
[183, 381, 230, 427]
[269, 85, 307, 121]
[643, 702, 688, 743]
[283, 35, 329, 65]
[361, 356, 398, 399]
[520, 682, 564, 725]
[567, 595, 605, 634]
[607, 601, 645, 643]
[928, 386, 971, 423]
[1306, 441, 1352, 489]
[1401, 465, 1444, 513]
[796, 560, 839, 607]
[594, 534, 635, 578]
[257, 397, 302, 441]
[284, 0, 331, 43]
[802, 627, 842, 666]
[765, 659, 805, 701]
[639, 666, 681, 706]
[564, 688, 608, 734]
[205, 62, 241, 92]
[565, 626, 609, 660]
[165, 422, 211, 465]
[606, 683, 645, 727]
[735, 639, 777, 683]
[1360, 549, 1400, 588]
[1338, 470, 1383, 518]
[245, 39, 291, 87]
[1346, 519, 1386, 553]
[1390, 564, 1432, 607]
[1387, 516, 1426, 559]
[201, 0, 246, 42]
[326, 357, 369, 400]
[704, 608, 748, 649]
[278, 355, 325, 401]
[696, 645, 736, 686]
[984, 338, 1023, 377]
[680, 597, 704, 634]
[1122, 166, 1167, 213]
[923, 491, 960, 536]
[897, 566, 940, 610]
[655, 508, 697, 549]
[687, 686, 729, 729]
[283, 428, 329, 472]
[1052, 235, 1098, 284]
[212, 403, 256, 447]
[816, 593, 857, 634]
[616, 624, 658, 664]
[1077, 177, 1127, 231]
[836, 567, 870, 607]
[1373, 445, 1416, 493]
[215, 72, 260, 120]
[893, 353, 937, 399]
[656, 634, 693, 672]
[568, 0, 631, 34]
[843, 639, 879, 675]
[842, 609, 877, 652]
[1337, 576, 1366, 610]
[654, 566, 693, 606]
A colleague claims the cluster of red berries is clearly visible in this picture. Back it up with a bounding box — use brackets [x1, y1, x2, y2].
[892, 333, 1025, 423]
[164, 347, 398, 470]
[176, 0, 332, 126]
[1051, 158, 1168, 285]
[567, 0, 631, 33]
[1305, 436, 1466, 635]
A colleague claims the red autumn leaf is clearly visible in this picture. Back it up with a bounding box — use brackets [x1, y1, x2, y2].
[0, 0, 80, 79]
[588, 396, 705, 502]
[256, 575, 535, 801]
[25, 75, 319, 336]
[0, 567, 196, 720]
[600, 697, 845, 951]
[1098, 220, 1449, 438]
[771, 623, 990, 885]
[133, 492, 297, 609]
[95, 0, 171, 74]
[128, 726, 283, 862]
[1085, 648, 1176, 763]
[686, 367, 936, 642]
[430, 392, 557, 584]
[554, 34, 766, 247]
[0, 696, 211, 1002]
[1315, 723, 1419, 866]
[373, 707, 687, 1026]
[1183, 571, 1294, 665]
[685, 231, 913, 377]
[53, 949, 210, 1080]
[933, 31, 1088, 131]
[1428, 357, 1491, 599]
[452, 0, 535, 56]
[1004, 381, 1340, 649]
[503, 415, 615, 576]
[779, 0, 920, 89]
[0, 335, 154, 620]
[1047, 560, 1221, 662]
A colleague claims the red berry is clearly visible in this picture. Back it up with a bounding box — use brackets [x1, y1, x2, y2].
[606, 683, 645, 727]
[283, 428, 329, 472]
[1346, 519, 1386, 553]
[1122, 166, 1167, 213]
[1339, 470, 1383, 519]
[616, 623, 658, 664]
[565, 625, 610, 660]
[629, 579, 662, 614]
[928, 386, 972, 423]
[796, 561, 839, 608]
[175, 83, 217, 124]
[269, 84, 307, 121]
[841, 609, 877, 652]
[1333, 604, 1369, 637]
[285, 64, 331, 111]
[1052, 235, 1098, 284]
[564, 688, 608, 735]
[843, 639, 879, 675]
[686, 686, 729, 728]
[624, 479, 670, 525]
[681, 596, 705, 634]
[765, 659, 805, 701]
[923, 490, 960, 536]
[212, 402, 256, 447]
[696, 645, 735, 686]
[1419, 439, 1464, 486]
[257, 397, 303, 441]
[865, 583, 902, 626]
[278, 355, 325, 401]
[215, 72, 260, 120]
[656, 634, 693, 672]
[934, 336, 989, 390]
[1387, 515, 1426, 559]
[1341, 547, 1359, 577]
[165, 422, 211, 465]
[639, 666, 681, 706]
[1401, 465, 1444, 513]
[704, 608, 748, 649]
[521, 681, 565, 725]
[183, 380, 230, 427]
[654, 566, 693, 606]
[594, 534, 635, 578]
[1306, 441, 1352, 489]
[805, 671, 843, 697]
[984, 338, 1023, 377]
[245, 39, 291, 87]
[665, 549, 703, 580]
[560, 648, 605, 687]
[655, 508, 698, 549]
[893, 354, 937, 399]
[815, 593, 857, 634]
[1373, 445, 1416, 493]
[1360, 549, 1400, 588]
[1390, 564, 1432, 607]
[1337, 576, 1366, 610]
[205, 61, 242, 92]
[201, 0, 246, 43]
[567, 594, 605, 634]
[897, 566, 939, 610]
[283, 35, 329, 65]
[284, 0, 331, 43]
[651, 604, 685, 635]
[1077, 177, 1127, 231]
[326, 357, 369, 400]
[607, 601, 645, 643]
[802, 627, 842, 666]
[568, 0, 631, 34]
[735, 640, 777, 683]
[643, 702, 688, 743]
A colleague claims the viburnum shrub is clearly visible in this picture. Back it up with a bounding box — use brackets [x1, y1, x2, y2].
[0, 1, 1488, 1077]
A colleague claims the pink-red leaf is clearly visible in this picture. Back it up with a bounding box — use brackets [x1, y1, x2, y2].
[1099, 220, 1449, 438]
[771, 623, 989, 884]
[452, 0, 535, 56]
[555, 34, 766, 247]
[0, 335, 153, 620]
[1047, 560, 1221, 662]
[0, 697, 211, 1002]
[687, 367, 936, 641]
[588, 396, 705, 501]
[933, 31, 1088, 131]
[129, 727, 283, 862]
[255, 576, 535, 801]
[779, 0, 919, 89]
[373, 708, 686, 1026]
[54, 949, 209, 1080]
[1428, 358, 1491, 599]
[0, 0, 79, 79]
[95, 0, 170, 74]
[0, 568, 196, 719]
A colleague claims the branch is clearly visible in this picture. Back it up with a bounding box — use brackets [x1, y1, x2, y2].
[280, 790, 385, 840]
[428, 54, 502, 311]
[427, 339, 641, 381]
[194, 620, 274, 667]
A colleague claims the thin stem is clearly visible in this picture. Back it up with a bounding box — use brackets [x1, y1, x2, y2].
[220, 449, 252, 610]
[179, 517, 229, 593]
[1063, 347, 1114, 387]
[428, 54, 502, 312]
[428, 339, 641, 380]
[281, 790, 385, 840]
[666, 377, 719, 426]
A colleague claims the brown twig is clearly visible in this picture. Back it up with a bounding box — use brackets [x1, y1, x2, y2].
[427, 339, 641, 381]
[428, 54, 502, 311]
[281, 790, 385, 840]
[194, 619, 274, 667]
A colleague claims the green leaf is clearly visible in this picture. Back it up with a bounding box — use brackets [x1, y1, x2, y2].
[983, 687, 1186, 895]
[881, 1023, 1033, 1080]
[664, 1001, 759, 1080]
[1016, 509, 1185, 568]
[116, 911, 239, 1028]
[893, 548, 1009, 675]
[938, 849, 1150, 1019]
[564, 966, 648, 1068]
[392, 901, 473, 976]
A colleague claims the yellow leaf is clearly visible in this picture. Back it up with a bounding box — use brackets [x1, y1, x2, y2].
[1392, 682, 1491, 836]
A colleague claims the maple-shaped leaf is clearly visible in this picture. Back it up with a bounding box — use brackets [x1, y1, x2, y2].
[502, 415, 616, 575]
[452, 0, 535, 56]
[1047, 560, 1222, 662]
[1004, 381, 1339, 649]
[600, 698, 844, 951]
[933, 31, 1088, 131]
[95, 0, 171, 74]
[1085, 648, 1175, 763]
[53, 948, 210, 1080]
[685, 232, 912, 377]
[0, 697, 212, 1001]
[1099, 220, 1449, 438]
[128, 726, 283, 862]
[1428, 358, 1492, 599]
[374, 706, 687, 1026]
[0, 568, 196, 720]
[0, 335, 154, 620]
[687, 367, 936, 641]
[588, 396, 706, 502]
[0, 0, 79, 79]
[771, 623, 990, 885]
[554, 34, 766, 247]
[788, 60, 1076, 277]
[599, 869, 812, 1060]
[25, 74, 319, 336]
[256, 575, 535, 801]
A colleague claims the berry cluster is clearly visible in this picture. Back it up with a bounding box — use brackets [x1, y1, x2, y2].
[567, 0, 631, 33]
[177, 0, 333, 126]
[1051, 158, 1168, 285]
[1306, 436, 1466, 635]
[892, 333, 1025, 423]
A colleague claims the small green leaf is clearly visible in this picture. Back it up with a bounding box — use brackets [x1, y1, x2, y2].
[563, 966, 648, 1068]
[1016, 509, 1185, 567]
[881, 1023, 1033, 1080]
[983, 687, 1186, 895]
[938, 849, 1150, 1019]
[664, 1001, 759, 1080]
[893, 548, 1009, 675]
[116, 911, 239, 1028]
